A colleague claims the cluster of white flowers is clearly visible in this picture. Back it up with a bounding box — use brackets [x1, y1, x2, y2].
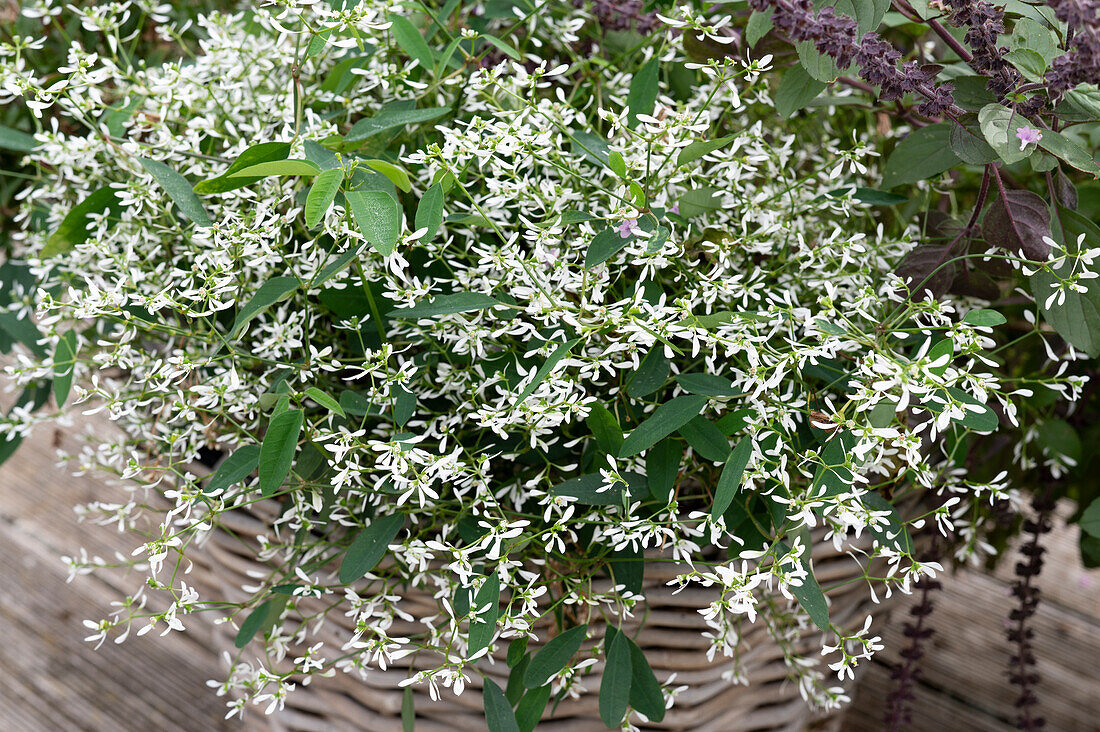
[2, 0, 1090, 724]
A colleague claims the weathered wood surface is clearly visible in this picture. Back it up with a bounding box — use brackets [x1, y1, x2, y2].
[1, 412, 1097, 730]
[842, 501, 1100, 731]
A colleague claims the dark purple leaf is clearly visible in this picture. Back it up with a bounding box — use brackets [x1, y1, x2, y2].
[895, 244, 956, 299]
[1054, 168, 1078, 210]
[981, 189, 1051, 260]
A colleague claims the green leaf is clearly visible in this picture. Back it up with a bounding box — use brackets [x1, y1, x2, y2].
[797, 41, 841, 82]
[0, 124, 36, 153]
[506, 655, 531, 705]
[235, 600, 276, 648]
[627, 57, 659, 128]
[338, 512, 405, 583]
[402, 687, 415, 732]
[346, 189, 402, 256]
[646, 438, 680, 505]
[515, 685, 551, 732]
[481, 33, 522, 61]
[346, 106, 450, 143]
[978, 104, 1036, 165]
[676, 135, 737, 167]
[711, 437, 753, 519]
[963, 309, 1007, 327]
[1080, 497, 1100, 537]
[390, 15, 434, 69]
[364, 159, 413, 192]
[388, 292, 500, 318]
[52, 330, 78, 406]
[678, 416, 730, 463]
[790, 559, 831, 631]
[626, 346, 670, 399]
[677, 186, 722, 219]
[227, 159, 321, 179]
[394, 385, 416, 426]
[1011, 17, 1057, 64]
[469, 573, 501, 657]
[305, 168, 344, 228]
[507, 638, 528, 668]
[0, 313, 45, 358]
[205, 444, 261, 495]
[230, 276, 299, 338]
[305, 386, 345, 417]
[194, 141, 292, 194]
[1004, 48, 1047, 83]
[599, 630, 631, 727]
[627, 638, 665, 722]
[775, 65, 826, 118]
[585, 226, 631, 269]
[1037, 130, 1100, 178]
[746, 10, 773, 46]
[524, 624, 587, 688]
[881, 123, 960, 189]
[675, 372, 739, 397]
[949, 120, 999, 166]
[620, 395, 708, 458]
[516, 338, 581, 405]
[259, 409, 303, 497]
[415, 183, 445, 242]
[861, 491, 914, 554]
[42, 187, 123, 258]
[609, 546, 643, 594]
[1031, 207, 1100, 355]
[138, 158, 212, 227]
[587, 404, 624, 455]
[550, 472, 648, 506]
[483, 679, 520, 732]
[946, 387, 999, 432]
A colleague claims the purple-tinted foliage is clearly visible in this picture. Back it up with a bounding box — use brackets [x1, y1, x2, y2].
[748, 0, 957, 116]
[1046, 0, 1100, 101]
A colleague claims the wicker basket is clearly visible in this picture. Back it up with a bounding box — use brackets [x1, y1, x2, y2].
[188, 495, 909, 732]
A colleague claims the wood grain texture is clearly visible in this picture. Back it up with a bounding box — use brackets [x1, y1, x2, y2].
[842, 502, 1100, 731]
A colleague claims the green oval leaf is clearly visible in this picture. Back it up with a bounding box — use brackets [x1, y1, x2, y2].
[339, 512, 405, 583]
[963, 309, 1007, 327]
[627, 638, 665, 722]
[586, 404, 624, 455]
[468, 573, 501, 657]
[259, 409, 303, 497]
[626, 57, 659, 128]
[194, 141, 292, 194]
[775, 64, 826, 118]
[599, 629, 632, 727]
[138, 157, 212, 227]
[514, 684, 551, 732]
[52, 330, 78, 406]
[346, 106, 450, 143]
[524, 624, 588, 688]
[346, 189, 402, 256]
[711, 437, 753, 519]
[205, 444, 261, 495]
[227, 159, 321, 179]
[676, 134, 737, 167]
[390, 15, 434, 69]
[387, 292, 500, 319]
[620, 395, 708, 458]
[42, 187, 123, 258]
[230, 276, 299, 338]
[483, 678, 520, 732]
[234, 600, 273, 648]
[881, 123, 960, 189]
[0, 124, 36, 153]
[304, 386, 345, 417]
[305, 168, 344, 228]
[585, 226, 631, 269]
[415, 183, 444, 242]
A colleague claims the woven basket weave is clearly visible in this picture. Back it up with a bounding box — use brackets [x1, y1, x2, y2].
[188, 495, 908, 732]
